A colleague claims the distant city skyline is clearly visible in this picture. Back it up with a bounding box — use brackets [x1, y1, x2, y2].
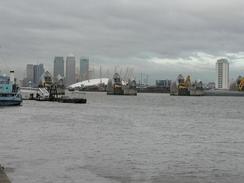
[1, 56, 244, 85]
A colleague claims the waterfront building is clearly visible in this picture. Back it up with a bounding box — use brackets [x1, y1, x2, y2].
[53, 56, 64, 80]
[66, 56, 76, 86]
[80, 57, 89, 81]
[216, 59, 229, 89]
[156, 80, 171, 88]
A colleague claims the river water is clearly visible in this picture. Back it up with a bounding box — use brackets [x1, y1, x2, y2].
[0, 93, 244, 183]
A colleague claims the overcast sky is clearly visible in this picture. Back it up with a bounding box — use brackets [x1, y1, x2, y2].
[0, 0, 244, 82]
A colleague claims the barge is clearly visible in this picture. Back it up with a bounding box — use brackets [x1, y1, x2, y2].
[58, 92, 87, 104]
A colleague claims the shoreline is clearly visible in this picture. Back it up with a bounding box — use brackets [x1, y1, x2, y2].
[0, 165, 11, 183]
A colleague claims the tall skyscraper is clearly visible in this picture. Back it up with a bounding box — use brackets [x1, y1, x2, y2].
[216, 59, 229, 89]
[66, 56, 76, 86]
[26, 64, 34, 82]
[80, 57, 89, 81]
[33, 64, 44, 87]
[53, 56, 64, 80]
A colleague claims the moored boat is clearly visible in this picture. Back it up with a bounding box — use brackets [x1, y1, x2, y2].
[0, 71, 22, 106]
[58, 96, 87, 103]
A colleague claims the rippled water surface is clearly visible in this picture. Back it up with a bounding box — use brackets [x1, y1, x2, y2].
[1, 93, 244, 183]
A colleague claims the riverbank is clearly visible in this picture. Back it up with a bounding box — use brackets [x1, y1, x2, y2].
[0, 165, 11, 183]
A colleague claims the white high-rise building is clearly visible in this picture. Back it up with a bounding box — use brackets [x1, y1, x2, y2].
[216, 59, 229, 89]
[66, 56, 76, 86]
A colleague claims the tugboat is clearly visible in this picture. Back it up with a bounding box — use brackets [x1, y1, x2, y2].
[0, 71, 22, 106]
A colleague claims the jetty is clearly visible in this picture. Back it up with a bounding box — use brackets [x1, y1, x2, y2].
[0, 165, 11, 183]
[20, 72, 87, 104]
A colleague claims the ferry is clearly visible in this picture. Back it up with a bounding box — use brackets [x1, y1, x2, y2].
[0, 71, 22, 106]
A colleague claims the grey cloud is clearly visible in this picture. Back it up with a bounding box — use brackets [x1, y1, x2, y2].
[0, 0, 244, 81]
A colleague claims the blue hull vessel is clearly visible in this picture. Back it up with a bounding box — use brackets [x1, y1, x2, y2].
[0, 71, 22, 106]
[0, 95, 22, 106]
